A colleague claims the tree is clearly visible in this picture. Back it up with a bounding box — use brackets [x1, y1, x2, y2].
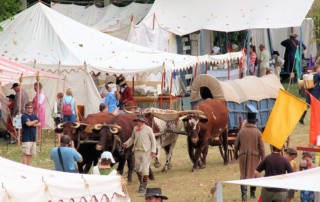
[0, 0, 22, 22]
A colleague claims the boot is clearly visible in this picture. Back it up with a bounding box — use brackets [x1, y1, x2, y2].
[136, 172, 143, 193]
[250, 186, 256, 199]
[138, 175, 148, 193]
[240, 185, 247, 202]
[299, 110, 307, 124]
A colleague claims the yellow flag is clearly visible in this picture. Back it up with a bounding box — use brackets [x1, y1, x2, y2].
[262, 89, 307, 149]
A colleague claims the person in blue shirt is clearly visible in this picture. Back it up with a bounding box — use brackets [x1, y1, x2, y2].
[21, 102, 41, 165]
[50, 135, 83, 173]
[105, 82, 119, 114]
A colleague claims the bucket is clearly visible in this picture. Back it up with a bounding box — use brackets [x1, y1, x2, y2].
[303, 74, 314, 89]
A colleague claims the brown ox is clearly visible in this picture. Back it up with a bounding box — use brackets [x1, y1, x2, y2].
[180, 99, 229, 172]
[94, 113, 155, 182]
[54, 112, 115, 173]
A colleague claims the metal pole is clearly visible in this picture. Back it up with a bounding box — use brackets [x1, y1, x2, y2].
[200, 30, 206, 74]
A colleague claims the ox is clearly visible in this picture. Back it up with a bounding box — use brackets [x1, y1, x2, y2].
[94, 113, 137, 182]
[94, 113, 155, 182]
[143, 108, 184, 172]
[180, 99, 229, 172]
[54, 112, 115, 173]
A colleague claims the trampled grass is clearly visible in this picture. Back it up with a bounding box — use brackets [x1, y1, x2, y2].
[0, 83, 310, 201]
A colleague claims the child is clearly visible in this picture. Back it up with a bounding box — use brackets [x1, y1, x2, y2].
[91, 151, 117, 175]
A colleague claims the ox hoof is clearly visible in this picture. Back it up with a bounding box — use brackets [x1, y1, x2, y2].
[199, 165, 206, 169]
[154, 162, 161, 168]
[161, 167, 168, 173]
[191, 167, 198, 172]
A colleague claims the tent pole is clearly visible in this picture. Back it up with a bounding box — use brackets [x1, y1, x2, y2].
[205, 61, 208, 74]
[228, 61, 230, 80]
[160, 72, 164, 108]
[299, 27, 303, 77]
[246, 30, 251, 72]
[168, 72, 173, 109]
[267, 29, 273, 55]
[200, 30, 205, 74]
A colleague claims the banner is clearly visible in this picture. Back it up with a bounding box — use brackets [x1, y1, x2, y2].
[262, 89, 307, 149]
[295, 49, 301, 79]
[308, 92, 320, 145]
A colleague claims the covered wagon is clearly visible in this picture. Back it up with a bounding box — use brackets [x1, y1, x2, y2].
[190, 74, 284, 160]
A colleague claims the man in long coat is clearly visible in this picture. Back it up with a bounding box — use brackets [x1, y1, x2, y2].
[234, 108, 265, 202]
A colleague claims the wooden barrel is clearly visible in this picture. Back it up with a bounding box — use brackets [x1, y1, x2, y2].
[303, 74, 314, 89]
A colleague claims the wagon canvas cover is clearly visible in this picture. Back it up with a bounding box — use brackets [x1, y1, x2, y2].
[191, 74, 283, 103]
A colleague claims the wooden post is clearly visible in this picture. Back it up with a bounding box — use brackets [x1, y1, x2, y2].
[168, 72, 173, 109]
[228, 61, 230, 80]
[160, 72, 165, 108]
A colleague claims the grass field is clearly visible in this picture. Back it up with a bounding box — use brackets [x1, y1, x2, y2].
[0, 83, 310, 202]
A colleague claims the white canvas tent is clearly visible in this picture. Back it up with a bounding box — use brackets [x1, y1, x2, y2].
[221, 167, 320, 201]
[0, 2, 206, 128]
[142, 0, 314, 35]
[0, 157, 129, 202]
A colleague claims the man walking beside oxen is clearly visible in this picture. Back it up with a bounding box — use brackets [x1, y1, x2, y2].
[234, 105, 265, 202]
[122, 114, 157, 193]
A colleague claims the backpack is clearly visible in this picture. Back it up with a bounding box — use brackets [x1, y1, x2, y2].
[63, 98, 73, 116]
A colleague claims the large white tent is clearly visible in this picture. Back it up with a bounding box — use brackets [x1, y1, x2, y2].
[0, 2, 204, 128]
[0, 157, 129, 202]
[142, 0, 314, 35]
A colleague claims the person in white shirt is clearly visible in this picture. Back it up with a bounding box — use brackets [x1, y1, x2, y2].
[258, 44, 270, 77]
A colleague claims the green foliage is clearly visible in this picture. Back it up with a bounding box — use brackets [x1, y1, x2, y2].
[308, 2, 320, 45]
[0, 0, 22, 22]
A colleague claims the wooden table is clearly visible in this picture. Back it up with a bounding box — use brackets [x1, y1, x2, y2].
[134, 96, 177, 110]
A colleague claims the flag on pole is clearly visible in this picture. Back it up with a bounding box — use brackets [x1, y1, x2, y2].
[262, 89, 307, 149]
[295, 49, 301, 79]
[308, 92, 320, 145]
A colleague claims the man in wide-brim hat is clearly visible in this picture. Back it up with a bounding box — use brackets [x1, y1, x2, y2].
[145, 187, 168, 201]
[122, 114, 156, 193]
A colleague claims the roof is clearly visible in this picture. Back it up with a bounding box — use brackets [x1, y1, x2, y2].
[142, 0, 314, 35]
[0, 56, 63, 86]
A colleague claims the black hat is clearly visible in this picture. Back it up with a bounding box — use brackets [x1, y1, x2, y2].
[145, 188, 168, 200]
[272, 51, 280, 56]
[6, 94, 15, 100]
[246, 104, 258, 123]
[133, 114, 148, 123]
[11, 83, 19, 89]
[116, 76, 127, 87]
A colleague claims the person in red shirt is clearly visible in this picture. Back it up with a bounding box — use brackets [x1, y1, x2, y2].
[116, 75, 136, 109]
[6, 94, 16, 144]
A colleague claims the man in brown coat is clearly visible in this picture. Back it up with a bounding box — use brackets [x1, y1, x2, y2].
[234, 105, 265, 202]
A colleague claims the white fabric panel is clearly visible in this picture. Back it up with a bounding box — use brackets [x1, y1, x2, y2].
[142, 0, 313, 35]
[225, 167, 320, 192]
[127, 22, 169, 52]
[52, 2, 152, 33]
[0, 157, 130, 202]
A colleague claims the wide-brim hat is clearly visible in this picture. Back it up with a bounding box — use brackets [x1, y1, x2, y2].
[290, 33, 298, 38]
[6, 94, 15, 100]
[11, 83, 19, 89]
[133, 115, 148, 123]
[272, 51, 280, 56]
[145, 188, 168, 200]
[116, 76, 127, 86]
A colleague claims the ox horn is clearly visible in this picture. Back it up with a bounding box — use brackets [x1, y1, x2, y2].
[72, 122, 81, 128]
[57, 123, 64, 129]
[199, 114, 208, 119]
[179, 115, 188, 120]
[94, 124, 102, 130]
[109, 127, 119, 134]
